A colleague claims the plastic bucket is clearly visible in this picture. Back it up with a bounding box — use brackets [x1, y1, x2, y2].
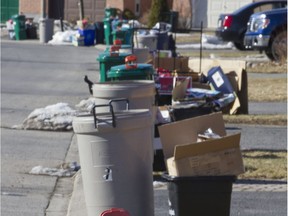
[91, 80, 156, 115]
[73, 108, 154, 216]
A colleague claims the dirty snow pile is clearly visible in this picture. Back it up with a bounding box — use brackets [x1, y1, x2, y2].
[12, 99, 99, 131]
[14, 103, 78, 131]
[176, 34, 234, 50]
[75, 97, 99, 112]
[29, 162, 80, 177]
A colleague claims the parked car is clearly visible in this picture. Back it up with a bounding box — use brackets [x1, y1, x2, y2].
[244, 8, 287, 62]
[215, 1, 287, 50]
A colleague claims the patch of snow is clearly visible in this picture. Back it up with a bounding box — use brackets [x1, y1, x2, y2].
[29, 162, 80, 177]
[75, 97, 98, 112]
[16, 103, 77, 131]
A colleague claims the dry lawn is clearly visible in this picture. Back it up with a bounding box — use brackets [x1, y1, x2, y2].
[248, 78, 287, 102]
[239, 150, 287, 180]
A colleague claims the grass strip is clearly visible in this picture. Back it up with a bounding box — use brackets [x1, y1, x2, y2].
[223, 114, 287, 126]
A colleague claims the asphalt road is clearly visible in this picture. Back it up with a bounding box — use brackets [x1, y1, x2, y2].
[1, 40, 287, 216]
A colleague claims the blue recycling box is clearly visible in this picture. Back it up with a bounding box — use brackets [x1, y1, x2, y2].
[207, 66, 234, 94]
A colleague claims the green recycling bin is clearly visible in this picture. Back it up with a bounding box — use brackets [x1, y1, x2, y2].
[108, 63, 154, 81]
[103, 18, 113, 45]
[112, 30, 126, 44]
[12, 15, 27, 40]
[97, 52, 131, 82]
[105, 8, 117, 18]
[105, 44, 132, 53]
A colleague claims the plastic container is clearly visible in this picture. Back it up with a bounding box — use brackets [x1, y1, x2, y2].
[207, 66, 234, 94]
[162, 174, 235, 216]
[95, 21, 105, 44]
[78, 29, 95, 46]
[103, 18, 113, 45]
[132, 48, 150, 63]
[39, 18, 54, 43]
[101, 208, 130, 216]
[156, 32, 169, 50]
[112, 30, 126, 44]
[73, 107, 154, 216]
[90, 80, 156, 113]
[97, 52, 131, 82]
[108, 63, 154, 81]
[134, 34, 157, 51]
[105, 8, 117, 18]
[12, 15, 26, 40]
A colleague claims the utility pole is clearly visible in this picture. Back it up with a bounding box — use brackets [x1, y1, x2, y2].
[78, 0, 84, 20]
[41, 0, 46, 18]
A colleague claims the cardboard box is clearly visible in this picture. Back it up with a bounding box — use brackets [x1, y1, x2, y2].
[158, 112, 245, 177]
[156, 76, 192, 95]
[188, 59, 248, 114]
[153, 56, 190, 72]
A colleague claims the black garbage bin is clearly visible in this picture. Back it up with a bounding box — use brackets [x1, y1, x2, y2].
[95, 21, 104, 44]
[162, 174, 236, 216]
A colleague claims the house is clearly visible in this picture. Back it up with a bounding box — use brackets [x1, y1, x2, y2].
[2, 0, 256, 29]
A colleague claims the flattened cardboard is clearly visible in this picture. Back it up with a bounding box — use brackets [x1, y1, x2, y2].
[153, 57, 189, 72]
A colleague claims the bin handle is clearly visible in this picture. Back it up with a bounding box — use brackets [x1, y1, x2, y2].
[92, 104, 116, 128]
[109, 98, 130, 110]
[110, 45, 120, 56]
[125, 55, 137, 69]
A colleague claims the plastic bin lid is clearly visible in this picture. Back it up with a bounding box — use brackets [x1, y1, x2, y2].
[108, 63, 154, 78]
[97, 52, 131, 61]
[12, 14, 26, 19]
[162, 173, 236, 182]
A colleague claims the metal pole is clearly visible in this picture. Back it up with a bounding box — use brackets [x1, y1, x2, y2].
[199, 21, 203, 73]
[41, 0, 46, 18]
[78, 0, 84, 20]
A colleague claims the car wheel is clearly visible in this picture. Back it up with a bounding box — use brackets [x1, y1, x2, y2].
[271, 30, 287, 62]
[264, 49, 275, 61]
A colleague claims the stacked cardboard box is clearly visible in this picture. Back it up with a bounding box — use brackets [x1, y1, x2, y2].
[158, 112, 245, 177]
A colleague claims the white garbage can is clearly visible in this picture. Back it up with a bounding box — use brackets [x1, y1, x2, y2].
[90, 80, 156, 122]
[73, 105, 154, 216]
[134, 34, 157, 51]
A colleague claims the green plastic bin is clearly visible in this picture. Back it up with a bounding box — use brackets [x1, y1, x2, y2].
[103, 18, 113, 45]
[162, 174, 235, 216]
[105, 8, 117, 18]
[12, 14, 27, 40]
[112, 30, 126, 44]
[97, 52, 131, 82]
[108, 63, 154, 81]
[105, 44, 132, 53]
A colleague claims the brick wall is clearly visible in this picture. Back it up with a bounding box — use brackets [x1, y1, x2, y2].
[19, 0, 42, 15]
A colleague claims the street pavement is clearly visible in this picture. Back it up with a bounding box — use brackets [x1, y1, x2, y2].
[1, 37, 287, 216]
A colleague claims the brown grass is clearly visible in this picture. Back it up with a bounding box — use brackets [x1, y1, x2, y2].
[248, 78, 287, 102]
[223, 114, 287, 126]
[239, 150, 287, 180]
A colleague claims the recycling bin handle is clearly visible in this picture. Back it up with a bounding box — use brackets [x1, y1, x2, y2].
[109, 98, 130, 110]
[92, 104, 116, 128]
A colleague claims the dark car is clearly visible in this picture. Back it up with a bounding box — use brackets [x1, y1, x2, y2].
[215, 0, 287, 50]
